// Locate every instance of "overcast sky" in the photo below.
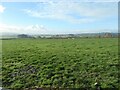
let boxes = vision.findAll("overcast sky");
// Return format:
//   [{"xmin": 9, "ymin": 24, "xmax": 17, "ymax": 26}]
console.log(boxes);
[{"xmin": 0, "ymin": 0, "xmax": 118, "ymax": 34}]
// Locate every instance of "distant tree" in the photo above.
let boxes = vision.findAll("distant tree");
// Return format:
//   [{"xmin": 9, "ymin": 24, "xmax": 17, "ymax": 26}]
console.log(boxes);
[
  {"xmin": 38, "ymin": 36, "xmax": 41, "ymax": 38},
  {"xmin": 118, "ymin": 33, "xmax": 120, "ymax": 38},
  {"xmin": 98, "ymin": 33, "xmax": 101, "ymax": 38},
  {"xmin": 18, "ymin": 34, "xmax": 29, "ymax": 38},
  {"xmin": 68, "ymin": 34, "xmax": 75, "ymax": 37}
]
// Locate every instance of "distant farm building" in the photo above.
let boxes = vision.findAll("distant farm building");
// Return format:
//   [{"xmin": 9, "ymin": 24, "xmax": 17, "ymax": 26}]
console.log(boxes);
[{"xmin": 104, "ymin": 33, "xmax": 112, "ymax": 38}]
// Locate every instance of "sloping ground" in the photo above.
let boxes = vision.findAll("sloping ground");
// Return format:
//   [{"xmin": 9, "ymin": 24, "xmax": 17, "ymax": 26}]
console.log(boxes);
[{"xmin": 2, "ymin": 38, "xmax": 119, "ymax": 89}]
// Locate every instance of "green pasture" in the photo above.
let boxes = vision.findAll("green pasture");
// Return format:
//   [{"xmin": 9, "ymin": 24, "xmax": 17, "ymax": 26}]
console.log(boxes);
[{"xmin": 2, "ymin": 38, "xmax": 119, "ymax": 89}]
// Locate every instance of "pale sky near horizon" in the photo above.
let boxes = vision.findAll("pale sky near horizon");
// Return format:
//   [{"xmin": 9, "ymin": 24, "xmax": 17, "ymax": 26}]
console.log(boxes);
[{"xmin": 0, "ymin": 0, "xmax": 118, "ymax": 34}]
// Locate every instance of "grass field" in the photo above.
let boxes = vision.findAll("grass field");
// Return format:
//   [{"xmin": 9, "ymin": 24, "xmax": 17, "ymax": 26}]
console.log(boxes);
[{"xmin": 2, "ymin": 38, "xmax": 119, "ymax": 89}]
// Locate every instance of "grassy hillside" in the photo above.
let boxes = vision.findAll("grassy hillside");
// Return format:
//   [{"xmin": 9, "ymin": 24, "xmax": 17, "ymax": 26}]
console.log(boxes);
[{"xmin": 2, "ymin": 38, "xmax": 119, "ymax": 89}]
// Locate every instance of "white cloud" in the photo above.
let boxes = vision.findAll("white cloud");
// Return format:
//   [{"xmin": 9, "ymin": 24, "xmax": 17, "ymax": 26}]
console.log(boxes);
[
  {"xmin": 0, "ymin": 23, "xmax": 48, "ymax": 34},
  {"xmin": 25, "ymin": 24, "xmax": 48, "ymax": 34},
  {"xmin": 0, "ymin": 23, "xmax": 117, "ymax": 34},
  {"xmin": 23, "ymin": 1, "xmax": 117, "ymax": 24},
  {"xmin": 0, "ymin": 5, "xmax": 5, "ymax": 13}
]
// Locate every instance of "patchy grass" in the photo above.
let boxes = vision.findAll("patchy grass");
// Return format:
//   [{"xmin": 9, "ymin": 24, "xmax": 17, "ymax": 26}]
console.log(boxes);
[{"xmin": 2, "ymin": 38, "xmax": 119, "ymax": 88}]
